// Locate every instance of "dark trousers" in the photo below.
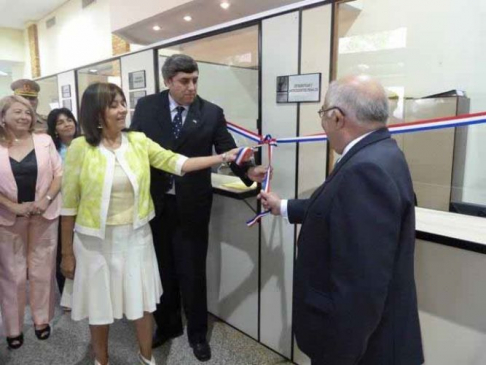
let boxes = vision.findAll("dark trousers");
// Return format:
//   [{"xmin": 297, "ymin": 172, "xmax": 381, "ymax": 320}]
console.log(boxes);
[
  {"xmin": 55, "ymin": 223, "xmax": 65, "ymax": 294},
  {"xmin": 151, "ymin": 194, "xmax": 210, "ymax": 345}
]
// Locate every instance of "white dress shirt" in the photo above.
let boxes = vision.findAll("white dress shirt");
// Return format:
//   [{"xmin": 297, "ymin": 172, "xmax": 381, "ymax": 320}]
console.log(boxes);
[
  {"xmin": 280, "ymin": 131, "xmax": 373, "ymax": 218},
  {"xmin": 166, "ymin": 93, "xmax": 190, "ymax": 195},
  {"xmin": 168, "ymin": 93, "xmax": 189, "ymax": 125}
]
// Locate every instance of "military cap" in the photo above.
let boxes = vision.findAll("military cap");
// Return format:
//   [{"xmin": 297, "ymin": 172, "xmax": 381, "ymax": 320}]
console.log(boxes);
[{"xmin": 10, "ymin": 79, "xmax": 40, "ymax": 98}]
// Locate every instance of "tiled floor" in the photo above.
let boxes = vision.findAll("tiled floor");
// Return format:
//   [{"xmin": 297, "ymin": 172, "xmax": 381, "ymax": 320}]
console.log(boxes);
[{"xmin": 0, "ymin": 298, "xmax": 292, "ymax": 365}]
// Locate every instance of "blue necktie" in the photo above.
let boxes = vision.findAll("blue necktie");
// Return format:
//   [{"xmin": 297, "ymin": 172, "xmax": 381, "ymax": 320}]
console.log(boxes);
[
  {"xmin": 172, "ymin": 106, "xmax": 185, "ymax": 139},
  {"xmin": 168, "ymin": 106, "xmax": 185, "ymax": 191}
]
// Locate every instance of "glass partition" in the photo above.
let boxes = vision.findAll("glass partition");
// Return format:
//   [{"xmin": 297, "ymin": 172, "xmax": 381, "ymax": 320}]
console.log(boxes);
[
  {"xmin": 0, "ymin": 61, "xmax": 24, "ymax": 99},
  {"xmin": 157, "ymin": 26, "xmax": 259, "ymax": 140},
  {"xmin": 337, "ymin": 0, "xmax": 486, "ymax": 217},
  {"xmin": 76, "ymin": 59, "xmax": 122, "ymax": 106},
  {"xmin": 36, "ymin": 76, "xmax": 59, "ymax": 117}
]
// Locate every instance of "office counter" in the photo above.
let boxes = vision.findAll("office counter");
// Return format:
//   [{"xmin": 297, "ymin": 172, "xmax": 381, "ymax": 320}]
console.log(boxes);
[
  {"xmin": 415, "ymin": 208, "xmax": 486, "ymax": 365},
  {"xmin": 416, "ymin": 207, "xmax": 486, "ymax": 253}
]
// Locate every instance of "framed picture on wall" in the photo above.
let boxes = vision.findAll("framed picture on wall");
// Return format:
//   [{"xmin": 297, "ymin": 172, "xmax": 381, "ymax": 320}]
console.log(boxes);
[
  {"xmin": 62, "ymin": 99, "xmax": 72, "ymax": 111},
  {"xmin": 61, "ymin": 85, "xmax": 71, "ymax": 98},
  {"xmin": 277, "ymin": 92, "xmax": 288, "ymax": 103},
  {"xmin": 276, "ymin": 73, "xmax": 321, "ymax": 103},
  {"xmin": 277, "ymin": 76, "xmax": 289, "ymax": 92},
  {"xmin": 130, "ymin": 90, "xmax": 146, "ymax": 109},
  {"xmin": 129, "ymin": 70, "xmax": 146, "ymax": 90}
]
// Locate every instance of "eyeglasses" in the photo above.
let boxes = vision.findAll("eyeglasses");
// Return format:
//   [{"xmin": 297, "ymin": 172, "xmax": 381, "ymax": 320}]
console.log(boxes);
[{"xmin": 318, "ymin": 106, "xmax": 345, "ymax": 119}]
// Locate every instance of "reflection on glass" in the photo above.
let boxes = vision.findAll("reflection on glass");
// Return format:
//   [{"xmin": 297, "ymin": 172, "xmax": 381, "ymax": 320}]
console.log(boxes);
[
  {"xmin": 339, "ymin": 27, "xmax": 407, "ymax": 54},
  {"xmin": 36, "ymin": 76, "xmax": 59, "ymax": 117},
  {"xmin": 157, "ymin": 26, "xmax": 259, "ymax": 139},
  {"xmin": 77, "ymin": 60, "xmax": 122, "ymax": 107},
  {"xmin": 387, "ymin": 86, "xmax": 405, "ymax": 124},
  {"xmin": 337, "ymin": 0, "xmax": 486, "ymax": 215}
]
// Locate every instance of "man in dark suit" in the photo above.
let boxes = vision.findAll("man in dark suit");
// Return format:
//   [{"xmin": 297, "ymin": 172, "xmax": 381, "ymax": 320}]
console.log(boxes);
[
  {"xmin": 260, "ymin": 75, "xmax": 424, "ymax": 365},
  {"xmin": 131, "ymin": 54, "xmax": 265, "ymax": 361}
]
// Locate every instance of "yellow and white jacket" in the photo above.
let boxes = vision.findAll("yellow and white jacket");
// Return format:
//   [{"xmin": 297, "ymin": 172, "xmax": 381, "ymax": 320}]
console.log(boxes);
[{"xmin": 61, "ymin": 132, "xmax": 187, "ymax": 238}]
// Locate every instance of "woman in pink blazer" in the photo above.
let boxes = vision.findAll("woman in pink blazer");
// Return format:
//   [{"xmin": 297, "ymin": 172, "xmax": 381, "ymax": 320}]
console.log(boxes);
[{"xmin": 0, "ymin": 95, "xmax": 62, "ymax": 349}]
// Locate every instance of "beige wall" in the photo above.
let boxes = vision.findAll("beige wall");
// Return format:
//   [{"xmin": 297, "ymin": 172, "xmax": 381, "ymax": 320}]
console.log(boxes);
[
  {"xmin": 0, "ymin": 28, "xmax": 25, "ymax": 63},
  {"xmin": 415, "ymin": 240, "xmax": 486, "ymax": 365},
  {"xmin": 260, "ymin": 11, "xmax": 300, "ymax": 359},
  {"xmin": 298, "ymin": 5, "xmax": 332, "ymax": 200},
  {"xmin": 0, "ymin": 28, "xmax": 29, "ymax": 97},
  {"xmin": 292, "ymin": 7, "xmax": 333, "ymax": 364},
  {"xmin": 37, "ymin": 0, "xmax": 113, "ymax": 76}
]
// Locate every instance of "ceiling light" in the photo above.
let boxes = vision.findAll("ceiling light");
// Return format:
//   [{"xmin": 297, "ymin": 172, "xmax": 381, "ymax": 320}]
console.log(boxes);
[
  {"xmin": 153, "ymin": 25, "xmax": 161, "ymax": 31},
  {"xmin": 89, "ymin": 69, "xmax": 98, "ymax": 73},
  {"xmin": 0, "ymin": 70, "xmax": 8, "ymax": 76},
  {"xmin": 183, "ymin": 15, "xmax": 192, "ymax": 22},
  {"xmin": 220, "ymin": 2, "xmax": 230, "ymax": 9}
]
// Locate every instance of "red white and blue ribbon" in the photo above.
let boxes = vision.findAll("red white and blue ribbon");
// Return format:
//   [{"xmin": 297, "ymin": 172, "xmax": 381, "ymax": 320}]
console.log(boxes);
[
  {"xmin": 227, "ymin": 122, "xmax": 261, "ymax": 143},
  {"xmin": 228, "ymin": 112, "xmax": 486, "ymax": 226},
  {"xmin": 235, "ymin": 147, "xmax": 254, "ymax": 166},
  {"xmin": 245, "ymin": 135, "xmax": 276, "ymax": 226}
]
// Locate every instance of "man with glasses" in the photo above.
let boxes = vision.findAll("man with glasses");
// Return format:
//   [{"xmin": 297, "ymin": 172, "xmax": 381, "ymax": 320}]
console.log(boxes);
[
  {"xmin": 10, "ymin": 79, "xmax": 47, "ymax": 132},
  {"xmin": 260, "ymin": 75, "xmax": 424, "ymax": 365},
  {"xmin": 131, "ymin": 54, "xmax": 266, "ymax": 362}
]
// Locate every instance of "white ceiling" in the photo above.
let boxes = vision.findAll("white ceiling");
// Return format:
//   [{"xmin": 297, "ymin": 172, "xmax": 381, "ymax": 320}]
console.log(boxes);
[
  {"xmin": 0, "ymin": 0, "xmax": 68, "ymax": 29},
  {"xmin": 115, "ymin": 0, "xmax": 310, "ymax": 45}
]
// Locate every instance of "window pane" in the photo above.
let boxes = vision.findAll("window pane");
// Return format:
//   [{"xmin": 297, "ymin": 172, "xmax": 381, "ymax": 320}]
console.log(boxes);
[
  {"xmin": 77, "ymin": 60, "xmax": 122, "ymax": 107},
  {"xmin": 158, "ymin": 26, "xmax": 259, "ymax": 138},
  {"xmin": 36, "ymin": 76, "xmax": 59, "ymax": 116},
  {"xmin": 337, "ymin": 0, "xmax": 486, "ymax": 216}
]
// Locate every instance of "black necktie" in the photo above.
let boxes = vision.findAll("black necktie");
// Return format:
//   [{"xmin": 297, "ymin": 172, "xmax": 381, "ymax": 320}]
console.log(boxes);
[{"xmin": 172, "ymin": 106, "xmax": 185, "ymax": 139}]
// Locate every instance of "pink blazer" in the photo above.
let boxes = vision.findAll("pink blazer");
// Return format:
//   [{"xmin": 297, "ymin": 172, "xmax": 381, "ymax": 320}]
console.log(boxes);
[{"xmin": 0, "ymin": 133, "xmax": 62, "ymax": 226}]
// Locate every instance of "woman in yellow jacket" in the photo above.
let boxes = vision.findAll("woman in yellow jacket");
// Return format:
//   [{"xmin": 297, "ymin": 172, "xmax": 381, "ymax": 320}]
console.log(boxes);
[{"xmin": 60, "ymin": 83, "xmax": 249, "ymax": 365}]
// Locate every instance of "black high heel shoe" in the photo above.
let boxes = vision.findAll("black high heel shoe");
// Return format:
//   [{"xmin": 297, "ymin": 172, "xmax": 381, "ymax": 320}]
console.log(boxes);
[
  {"xmin": 7, "ymin": 333, "xmax": 24, "ymax": 349},
  {"xmin": 34, "ymin": 324, "xmax": 51, "ymax": 340}
]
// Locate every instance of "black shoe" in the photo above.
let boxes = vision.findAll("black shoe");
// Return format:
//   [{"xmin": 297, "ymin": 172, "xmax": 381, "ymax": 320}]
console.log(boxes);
[
  {"xmin": 34, "ymin": 324, "xmax": 51, "ymax": 340},
  {"xmin": 7, "ymin": 333, "xmax": 24, "ymax": 349},
  {"xmin": 190, "ymin": 341, "xmax": 211, "ymax": 362},
  {"xmin": 151, "ymin": 328, "xmax": 183, "ymax": 349}
]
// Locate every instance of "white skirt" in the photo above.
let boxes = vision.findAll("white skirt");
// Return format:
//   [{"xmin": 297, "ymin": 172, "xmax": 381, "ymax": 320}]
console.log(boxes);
[{"xmin": 61, "ymin": 223, "xmax": 162, "ymax": 325}]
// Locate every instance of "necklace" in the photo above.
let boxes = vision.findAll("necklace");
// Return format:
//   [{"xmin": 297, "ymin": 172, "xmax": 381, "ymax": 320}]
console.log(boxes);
[{"xmin": 13, "ymin": 135, "xmax": 30, "ymax": 143}]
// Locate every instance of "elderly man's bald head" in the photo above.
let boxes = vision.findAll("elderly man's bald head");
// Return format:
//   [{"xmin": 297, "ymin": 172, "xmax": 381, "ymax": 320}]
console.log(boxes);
[{"xmin": 325, "ymin": 75, "xmax": 389, "ymax": 125}]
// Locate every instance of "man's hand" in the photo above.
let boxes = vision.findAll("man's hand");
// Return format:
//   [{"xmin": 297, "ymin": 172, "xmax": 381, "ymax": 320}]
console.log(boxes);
[
  {"xmin": 247, "ymin": 165, "xmax": 270, "ymax": 183},
  {"xmin": 258, "ymin": 191, "xmax": 282, "ymax": 216},
  {"xmin": 61, "ymin": 254, "xmax": 76, "ymax": 280}
]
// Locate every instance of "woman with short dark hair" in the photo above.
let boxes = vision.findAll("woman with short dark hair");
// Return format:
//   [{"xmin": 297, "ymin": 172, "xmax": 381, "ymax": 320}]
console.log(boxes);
[
  {"xmin": 46, "ymin": 107, "xmax": 79, "ymax": 299},
  {"xmin": 47, "ymin": 107, "xmax": 79, "ymax": 162},
  {"xmin": 60, "ymin": 82, "xmax": 250, "ymax": 365}
]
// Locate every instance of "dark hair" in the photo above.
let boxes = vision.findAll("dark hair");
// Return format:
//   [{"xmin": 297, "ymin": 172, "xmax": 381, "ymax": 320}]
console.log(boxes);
[
  {"xmin": 47, "ymin": 108, "xmax": 79, "ymax": 150},
  {"xmin": 80, "ymin": 82, "xmax": 126, "ymax": 146},
  {"xmin": 162, "ymin": 54, "xmax": 199, "ymax": 81}
]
